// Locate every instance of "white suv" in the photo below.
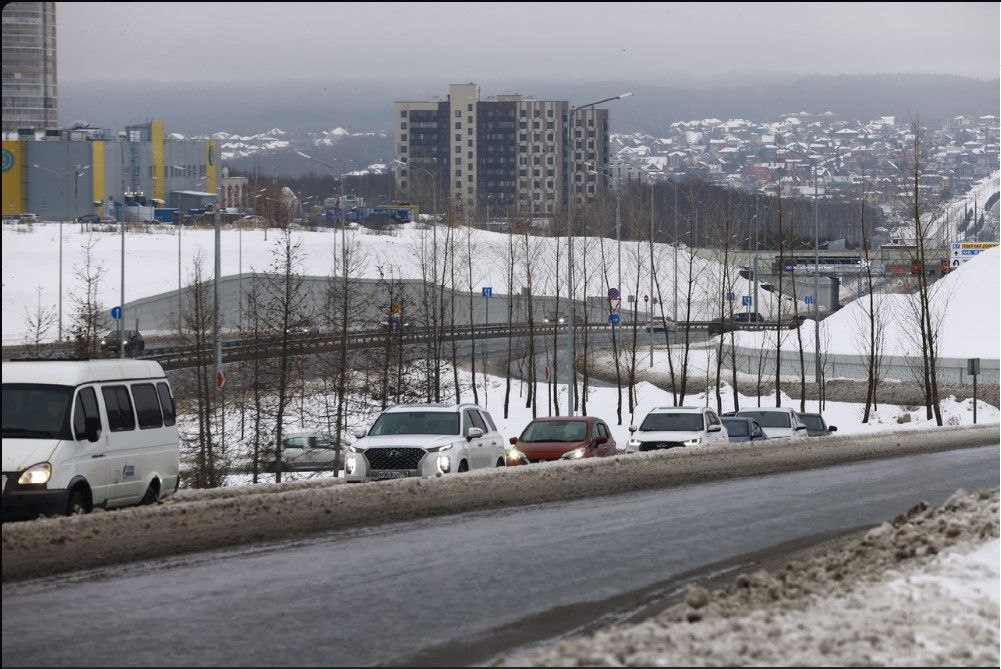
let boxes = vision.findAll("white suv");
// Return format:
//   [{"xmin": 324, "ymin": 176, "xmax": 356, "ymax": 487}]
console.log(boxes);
[
  {"xmin": 345, "ymin": 403, "xmax": 507, "ymax": 482},
  {"xmin": 734, "ymin": 407, "xmax": 808, "ymax": 439},
  {"xmin": 625, "ymin": 406, "xmax": 728, "ymax": 453}
]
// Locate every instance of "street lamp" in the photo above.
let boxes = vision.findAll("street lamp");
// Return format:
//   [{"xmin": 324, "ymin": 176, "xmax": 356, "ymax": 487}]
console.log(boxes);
[
  {"xmin": 812, "ymin": 161, "xmax": 821, "ymax": 400},
  {"xmin": 166, "ymin": 171, "xmax": 206, "ymax": 338},
  {"xmin": 564, "ymin": 91, "xmax": 632, "ymax": 415},
  {"xmin": 32, "ymin": 162, "xmax": 90, "ymax": 341},
  {"xmin": 587, "ymin": 163, "xmax": 621, "ymax": 294}
]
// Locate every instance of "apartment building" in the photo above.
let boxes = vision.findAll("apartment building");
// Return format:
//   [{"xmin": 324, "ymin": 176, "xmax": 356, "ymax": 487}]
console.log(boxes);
[
  {"xmin": 395, "ymin": 83, "xmax": 608, "ymax": 218},
  {"xmin": 2, "ymin": 2, "xmax": 58, "ymax": 134}
]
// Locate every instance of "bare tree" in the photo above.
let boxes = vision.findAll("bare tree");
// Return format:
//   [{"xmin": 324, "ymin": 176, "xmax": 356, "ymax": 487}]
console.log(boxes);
[
  {"xmin": 69, "ymin": 233, "xmax": 108, "ymax": 358},
  {"xmin": 22, "ymin": 286, "xmax": 57, "ymax": 354}
]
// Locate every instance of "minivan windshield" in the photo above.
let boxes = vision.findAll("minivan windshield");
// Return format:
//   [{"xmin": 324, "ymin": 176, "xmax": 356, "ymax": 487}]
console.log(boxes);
[
  {"xmin": 369, "ymin": 411, "xmax": 459, "ymax": 436},
  {"xmin": 1, "ymin": 384, "xmax": 74, "ymax": 440},
  {"xmin": 639, "ymin": 413, "xmax": 704, "ymax": 432},
  {"xmin": 520, "ymin": 420, "xmax": 587, "ymax": 443},
  {"xmin": 737, "ymin": 410, "xmax": 791, "ymax": 428}
]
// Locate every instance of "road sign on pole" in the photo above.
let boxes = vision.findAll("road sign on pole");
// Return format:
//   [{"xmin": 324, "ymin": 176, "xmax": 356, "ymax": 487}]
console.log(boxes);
[
  {"xmin": 481, "ymin": 286, "xmax": 492, "ymax": 298},
  {"xmin": 804, "ymin": 295, "xmax": 814, "ymax": 305},
  {"xmin": 607, "ymin": 287, "xmax": 620, "ymax": 300},
  {"xmin": 608, "ymin": 313, "xmax": 621, "ymax": 326},
  {"xmin": 215, "ymin": 369, "xmax": 226, "ymax": 389},
  {"xmin": 609, "ymin": 297, "xmax": 621, "ymax": 312},
  {"xmin": 741, "ymin": 295, "xmax": 752, "ymax": 307},
  {"xmin": 111, "ymin": 306, "xmax": 122, "ymax": 320},
  {"xmin": 726, "ymin": 291, "xmax": 735, "ymax": 301},
  {"xmin": 643, "ymin": 294, "xmax": 649, "ymax": 303}
]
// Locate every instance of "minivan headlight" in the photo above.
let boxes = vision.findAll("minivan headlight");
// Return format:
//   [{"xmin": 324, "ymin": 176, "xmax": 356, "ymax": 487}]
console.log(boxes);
[
  {"xmin": 345, "ymin": 455, "xmax": 357, "ymax": 475},
  {"xmin": 683, "ymin": 437, "xmax": 702, "ymax": 446},
  {"xmin": 560, "ymin": 447, "xmax": 586, "ymax": 460},
  {"xmin": 18, "ymin": 462, "xmax": 51, "ymax": 485}
]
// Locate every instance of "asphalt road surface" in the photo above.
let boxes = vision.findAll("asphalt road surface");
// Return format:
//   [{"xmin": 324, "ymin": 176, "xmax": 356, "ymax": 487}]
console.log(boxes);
[{"xmin": 3, "ymin": 444, "xmax": 998, "ymax": 667}]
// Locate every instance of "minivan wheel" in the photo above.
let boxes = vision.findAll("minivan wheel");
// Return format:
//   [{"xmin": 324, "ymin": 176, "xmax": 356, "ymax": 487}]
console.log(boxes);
[
  {"xmin": 139, "ymin": 481, "xmax": 160, "ymax": 506},
  {"xmin": 458, "ymin": 459, "xmax": 469, "ymax": 473},
  {"xmin": 66, "ymin": 487, "xmax": 88, "ymax": 515}
]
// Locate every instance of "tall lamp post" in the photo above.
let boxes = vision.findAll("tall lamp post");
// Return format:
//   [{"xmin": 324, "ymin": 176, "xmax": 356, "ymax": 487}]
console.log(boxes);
[
  {"xmin": 32, "ymin": 163, "xmax": 89, "ymax": 341},
  {"xmin": 564, "ymin": 91, "xmax": 632, "ymax": 415},
  {"xmin": 586, "ymin": 163, "xmax": 621, "ymax": 291},
  {"xmin": 169, "ymin": 167, "xmax": 207, "ymax": 337},
  {"xmin": 812, "ymin": 162, "xmax": 822, "ymax": 402}
]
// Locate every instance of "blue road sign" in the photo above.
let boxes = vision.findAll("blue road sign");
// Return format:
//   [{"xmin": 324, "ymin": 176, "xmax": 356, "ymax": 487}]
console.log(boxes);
[
  {"xmin": 858, "ymin": 289, "xmax": 866, "ymax": 298},
  {"xmin": 804, "ymin": 295, "xmax": 814, "ymax": 305},
  {"xmin": 482, "ymin": 286, "xmax": 493, "ymax": 298},
  {"xmin": 726, "ymin": 291, "xmax": 735, "ymax": 301},
  {"xmin": 608, "ymin": 287, "xmax": 620, "ymax": 300},
  {"xmin": 608, "ymin": 313, "xmax": 621, "ymax": 326},
  {"xmin": 111, "ymin": 306, "xmax": 122, "ymax": 320},
  {"xmin": 741, "ymin": 295, "xmax": 752, "ymax": 306}
]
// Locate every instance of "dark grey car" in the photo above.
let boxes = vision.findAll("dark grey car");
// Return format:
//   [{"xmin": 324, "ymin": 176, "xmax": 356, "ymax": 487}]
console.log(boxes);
[
  {"xmin": 798, "ymin": 413, "xmax": 838, "ymax": 437},
  {"xmin": 721, "ymin": 417, "xmax": 768, "ymax": 443}
]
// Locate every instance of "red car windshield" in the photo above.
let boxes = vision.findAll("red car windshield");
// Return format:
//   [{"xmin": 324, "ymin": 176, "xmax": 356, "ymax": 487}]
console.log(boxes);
[{"xmin": 520, "ymin": 420, "xmax": 587, "ymax": 443}]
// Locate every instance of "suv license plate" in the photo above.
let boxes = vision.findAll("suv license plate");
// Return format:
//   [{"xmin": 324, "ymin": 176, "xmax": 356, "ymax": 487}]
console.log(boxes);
[{"xmin": 373, "ymin": 470, "xmax": 418, "ymax": 480}]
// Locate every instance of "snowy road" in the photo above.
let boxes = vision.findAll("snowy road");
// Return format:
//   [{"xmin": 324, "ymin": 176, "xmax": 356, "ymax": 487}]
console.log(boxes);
[{"xmin": 3, "ymin": 445, "xmax": 998, "ymax": 666}]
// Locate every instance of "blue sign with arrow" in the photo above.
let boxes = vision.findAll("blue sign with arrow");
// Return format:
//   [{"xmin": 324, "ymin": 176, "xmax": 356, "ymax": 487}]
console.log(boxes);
[
  {"xmin": 608, "ymin": 313, "xmax": 621, "ymax": 326},
  {"xmin": 111, "ymin": 306, "xmax": 122, "ymax": 320},
  {"xmin": 482, "ymin": 286, "xmax": 492, "ymax": 298},
  {"xmin": 804, "ymin": 295, "xmax": 814, "ymax": 305},
  {"xmin": 741, "ymin": 295, "xmax": 751, "ymax": 306}
]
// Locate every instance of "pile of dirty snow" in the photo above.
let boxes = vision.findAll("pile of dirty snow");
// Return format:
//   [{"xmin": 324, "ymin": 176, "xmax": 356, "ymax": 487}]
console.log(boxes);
[{"xmin": 501, "ymin": 488, "xmax": 999, "ymax": 667}]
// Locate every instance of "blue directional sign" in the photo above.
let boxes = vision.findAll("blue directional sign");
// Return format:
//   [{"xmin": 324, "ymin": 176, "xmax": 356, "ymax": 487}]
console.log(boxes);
[
  {"xmin": 741, "ymin": 295, "xmax": 752, "ymax": 307},
  {"xmin": 482, "ymin": 286, "xmax": 493, "ymax": 298},
  {"xmin": 804, "ymin": 295, "xmax": 814, "ymax": 305},
  {"xmin": 726, "ymin": 291, "xmax": 735, "ymax": 301},
  {"xmin": 608, "ymin": 287, "xmax": 620, "ymax": 300},
  {"xmin": 858, "ymin": 289, "xmax": 866, "ymax": 298},
  {"xmin": 608, "ymin": 313, "xmax": 621, "ymax": 326},
  {"xmin": 111, "ymin": 306, "xmax": 122, "ymax": 320}
]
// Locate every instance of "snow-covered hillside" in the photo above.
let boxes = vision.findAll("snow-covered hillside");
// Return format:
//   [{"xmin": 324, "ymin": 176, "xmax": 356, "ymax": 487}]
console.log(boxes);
[{"xmin": 1, "ymin": 221, "xmax": 795, "ymax": 343}]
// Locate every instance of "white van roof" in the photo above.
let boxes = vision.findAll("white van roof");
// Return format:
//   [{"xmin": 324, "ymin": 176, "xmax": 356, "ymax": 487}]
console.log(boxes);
[{"xmin": 1, "ymin": 360, "xmax": 167, "ymax": 387}]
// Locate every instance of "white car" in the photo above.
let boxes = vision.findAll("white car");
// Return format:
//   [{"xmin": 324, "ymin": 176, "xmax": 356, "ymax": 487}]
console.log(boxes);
[
  {"xmin": 345, "ymin": 403, "xmax": 506, "ymax": 482},
  {"xmin": 734, "ymin": 407, "xmax": 808, "ymax": 439},
  {"xmin": 625, "ymin": 406, "xmax": 728, "ymax": 453}
]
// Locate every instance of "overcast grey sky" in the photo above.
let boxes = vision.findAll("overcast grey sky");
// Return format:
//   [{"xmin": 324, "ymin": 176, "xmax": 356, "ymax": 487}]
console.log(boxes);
[{"xmin": 58, "ymin": 2, "xmax": 999, "ymax": 84}]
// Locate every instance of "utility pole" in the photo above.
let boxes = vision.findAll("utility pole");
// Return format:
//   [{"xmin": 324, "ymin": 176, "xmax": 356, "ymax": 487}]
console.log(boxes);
[
  {"xmin": 813, "ymin": 163, "xmax": 821, "ymax": 400},
  {"xmin": 673, "ymin": 180, "xmax": 678, "ymax": 323},
  {"xmin": 649, "ymin": 181, "xmax": 654, "ymax": 367}
]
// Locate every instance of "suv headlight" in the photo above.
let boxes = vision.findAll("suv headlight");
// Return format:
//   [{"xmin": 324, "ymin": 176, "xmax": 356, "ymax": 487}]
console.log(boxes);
[
  {"xmin": 436, "ymin": 454, "xmax": 451, "ymax": 473},
  {"xmin": 683, "ymin": 437, "xmax": 702, "ymax": 446},
  {"xmin": 425, "ymin": 443, "xmax": 455, "ymax": 453},
  {"xmin": 345, "ymin": 454, "xmax": 357, "ymax": 475},
  {"xmin": 18, "ymin": 462, "xmax": 51, "ymax": 485},
  {"xmin": 628, "ymin": 439, "xmax": 641, "ymax": 447},
  {"xmin": 560, "ymin": 447, "xmax": 586, "ymax": 460}
]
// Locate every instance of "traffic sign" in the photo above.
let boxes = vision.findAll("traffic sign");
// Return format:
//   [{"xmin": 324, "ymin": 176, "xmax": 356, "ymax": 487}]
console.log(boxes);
[
  {"xmin": 627, "ymin": 294, "xmax": 636, "ymax": 304},
  {"xmin": 215, "ymin": 369, "xmax": 226, "ymax": 389},
  {"xmin": 482, "ymin": 286, "xmax": 493, "ymax": 298},
  {"xmin": 726, "ymin": 291, "xmax": 735, "ymax": 301},
  {"xmin": 607, "ymin": 287, "xmax": 620, "ymax": 300},
  {"xmin": 609, "ymin": 297, "xmax": 621, "ymax": 312},
  {"xmin": 741, "ymin": 295, "xmax": 751, "ymax": 306},
  {"xmin": 804, "ymin": 295, "xmax": 814, "ymax": 305},
  {"xmin": 608, "ymin": 313, "xmax": 621, "ymax": 326},
  {"xmin": 111, "ymin": 306, "xmax": 122, "ymax": 320},
  {"xmin": 643, "ymin": 294, "xmax": 649, "ymax": 303},
  {"xmin": 389, "ymin": 302, "xmax": 400, "ymax": 315}
]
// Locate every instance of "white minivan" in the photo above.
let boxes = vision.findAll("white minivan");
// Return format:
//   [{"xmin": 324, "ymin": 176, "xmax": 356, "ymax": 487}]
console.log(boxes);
[{"xmin": 2, "ymin": 359, "xmax": 180, "ymax": 519}]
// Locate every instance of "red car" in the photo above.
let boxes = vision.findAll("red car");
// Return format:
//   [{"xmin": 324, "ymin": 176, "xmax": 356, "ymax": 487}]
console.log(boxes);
[{"xmin": 506, "ymin": 416, "xmax": 617, "ymax": 465}]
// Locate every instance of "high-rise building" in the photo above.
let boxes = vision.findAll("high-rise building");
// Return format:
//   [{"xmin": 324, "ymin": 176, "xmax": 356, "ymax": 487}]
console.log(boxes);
[
  {"xmin": 395, "ymin": 83, "xmax": 608, "ymax": 218},
  {"xmin": 2, "ymin": 2, "xmax": 58, "ymax": 134}
]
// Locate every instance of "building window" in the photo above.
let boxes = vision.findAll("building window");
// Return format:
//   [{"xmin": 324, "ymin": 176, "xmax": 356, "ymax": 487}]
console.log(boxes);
[
  {"xmin": 533, "ymin": 169, "xmax": 540, "ymax": 177},
  {"xmin": 455, "ymin": 133, "xmax": 461, "ymax": 141},
  {"xmin": 519, "ymin": 169, "xmax": 527, "ymax": 176},
  {"xmin": 455, "ymin": 121, "xmax": 461, "ymax": 129},
  {"xmin": 533, "ymin": 180, "xmax": 541, "ymax": 188},
  {"xmin": 400, "ymin": 180, "xmax": 407, "ymax": 189},
  {"xmin": 400, "ymin": 122, "xmax": 407, "ymax": 130},
  {"xmin": 468, "ymin": 151, "xmax": 473, "ymax": 159},
  {"xmin": 467, "ymin": 103, "xmax": 473, "ymax": 112},
  {"xmin": 468, "ymin": 139, "xmax": 473, "ymax": 147},
  {"xmin": 455, "ymin": 110, "xmax": 462, "ymax": 117},
  {"xmin": 547, "ymin": 179, "xmax": 554, "ymax": 189},
  {"xmin": 400, "ymin": 145, "xmax": 408, "ymax": 153},
  {"xmin": 468, "ymin": 174, "xmax": 473, "ymax": 183},
  {"xmin": 401, "ymin": 110, "xmax": 408, "ymax": 118},
  {"xmin": 455, "ymin": 169, "xmax": 462, "ymax": 177},
  {"xmin": 401, "ymin": 133, "xmax": 407, "ymax": 142},
  {"xmin": 456, "ymin": 157, "xmax": 462, "ymax": 165},
  {"xmin": 456, "ymin": 181, "xmax": 462, "ymax": 189},
  {"xmin": 467, "ymin": 116, "xmax": 472, "ymax": 124},
  {"xmin": 520, "ymin": 109, "xmax": 527, "ymax": 117}
]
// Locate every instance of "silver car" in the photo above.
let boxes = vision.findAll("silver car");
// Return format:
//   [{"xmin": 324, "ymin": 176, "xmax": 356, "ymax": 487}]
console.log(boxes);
[
  {"xmin": 345, "ymin": 403, "xmax": 507, "ymax": 482},
  {"xmin": 720, "ymin": 416, "xmax": 768, "ymax": 443},
  {"xmin": 269, "ymin": 432, "xmax": 344, "ymax": 472}
]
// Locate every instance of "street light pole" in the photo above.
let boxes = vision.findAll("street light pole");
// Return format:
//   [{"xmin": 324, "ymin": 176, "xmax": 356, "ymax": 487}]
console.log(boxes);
[
  {"xmin": 563, "ymin": 91, "xmax": 632, "ymax": 415},
  {"xmin": 649, "ymin": 181, "xmax": 654, "ymax": 367},
  {"xmin": 813, "ymin": 162, "xmax": 821, "ymax": 402}
]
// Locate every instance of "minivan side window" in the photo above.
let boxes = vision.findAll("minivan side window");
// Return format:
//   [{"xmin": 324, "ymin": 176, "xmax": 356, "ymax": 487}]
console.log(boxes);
[
  {"xmin": 131, "ymin": 383, "xmax": 163, "ymax": 429},
  {"xmin": 72, "ymin": 387, "xmax": 101, "ymax": 440},
  {"xmin": 479, "ymin": 410, "xmax": 497, "ymax": 433},
  {"xmin": 102, "ymin": 385, "xmax": 136, "ymax": 432},
  {"xmin": 156, "ymin": 382, "xmax": 176, "ymax": 427}
]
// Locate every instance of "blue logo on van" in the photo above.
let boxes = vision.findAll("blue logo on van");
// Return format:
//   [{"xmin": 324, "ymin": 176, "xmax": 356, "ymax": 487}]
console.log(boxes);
[
  {"xmin": 123, "ymin": 464, "xmax": 135, "ymax": 478},
  {"xmin": 1, "ymin": 149, "xmax": 13, "ymax": 172}
]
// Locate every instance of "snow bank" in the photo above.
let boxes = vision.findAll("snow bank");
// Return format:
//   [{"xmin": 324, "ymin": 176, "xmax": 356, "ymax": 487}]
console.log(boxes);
[{"xmin": 504, "ymin": 488, "xmax": 1000, "ymax": 667}]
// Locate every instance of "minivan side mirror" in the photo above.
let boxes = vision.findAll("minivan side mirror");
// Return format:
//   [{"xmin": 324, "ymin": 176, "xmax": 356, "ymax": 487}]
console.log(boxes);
[
  {"xmin": 353, "ymin": 427, "xmax": 368, "ymax": 440},
  {"xmin": 467, "ymin": 427, "xmax": 484, "ymax": 440},
  {"xmin": 828, "ymin": 425, "xmax": 838, "ymax": 432},
  {"xmin": 84, "ymin": 416, "xmax": 102, "ymax": 443},
  {"xmin": 795, "ymin": 424, "xmax": 806, "ymax": 431},
  {"xmin": 708, "ymin": 424, "xmax": 722, "ymax": 433}
]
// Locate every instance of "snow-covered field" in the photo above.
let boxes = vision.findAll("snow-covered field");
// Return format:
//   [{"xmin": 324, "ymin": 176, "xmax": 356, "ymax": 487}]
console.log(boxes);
[{"xmin": 1, "ymin": 220, "xmax": 794, "ymax": 343}]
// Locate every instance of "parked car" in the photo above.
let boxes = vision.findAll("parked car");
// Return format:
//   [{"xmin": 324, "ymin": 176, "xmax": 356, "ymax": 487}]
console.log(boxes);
[
  {"xmin": 18, "ymin": 213, "xmax": 39, "ymax": 224},
  {"xmin": 542, "ymin": 313, "xmax": 565, "ymax": 325},
  {"xmin": 733, "ymin": 407, "xmax": 807, "ymax": 439},
  {"xmin": 506, "ymin": 416, "xmax": 616, "ymax": 465},
  {"xmin": 267, "ymin": 432, "xmax": 344, "ymax": 472},
  {"xmin": 285, "ymin": 320, "xmax": 319, "ymax": 336},
  {"xmin": 100, "ymin": 329, "xmax": 146, "ymax": 356},
  {"xmin": 2, "ymin": 359, "xmax": 180, "ymax": 519},
  {"xmin": 721, "ymin": 416, "xmax": 768, "ymax": 443},
  {"xmin": 345, "ymin": 403, "xmax": 506, "ymax": 482},
  {"xmin": 77, "ymin": 213, "xmax": 100, "ymax": 225},
  {"xmin": 625, "ymin": 406, "xmax": 728, "ymax": 453},
  {"xmin": 798, "ymin": 412, "xmax": 838, "ymax": 437}
]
